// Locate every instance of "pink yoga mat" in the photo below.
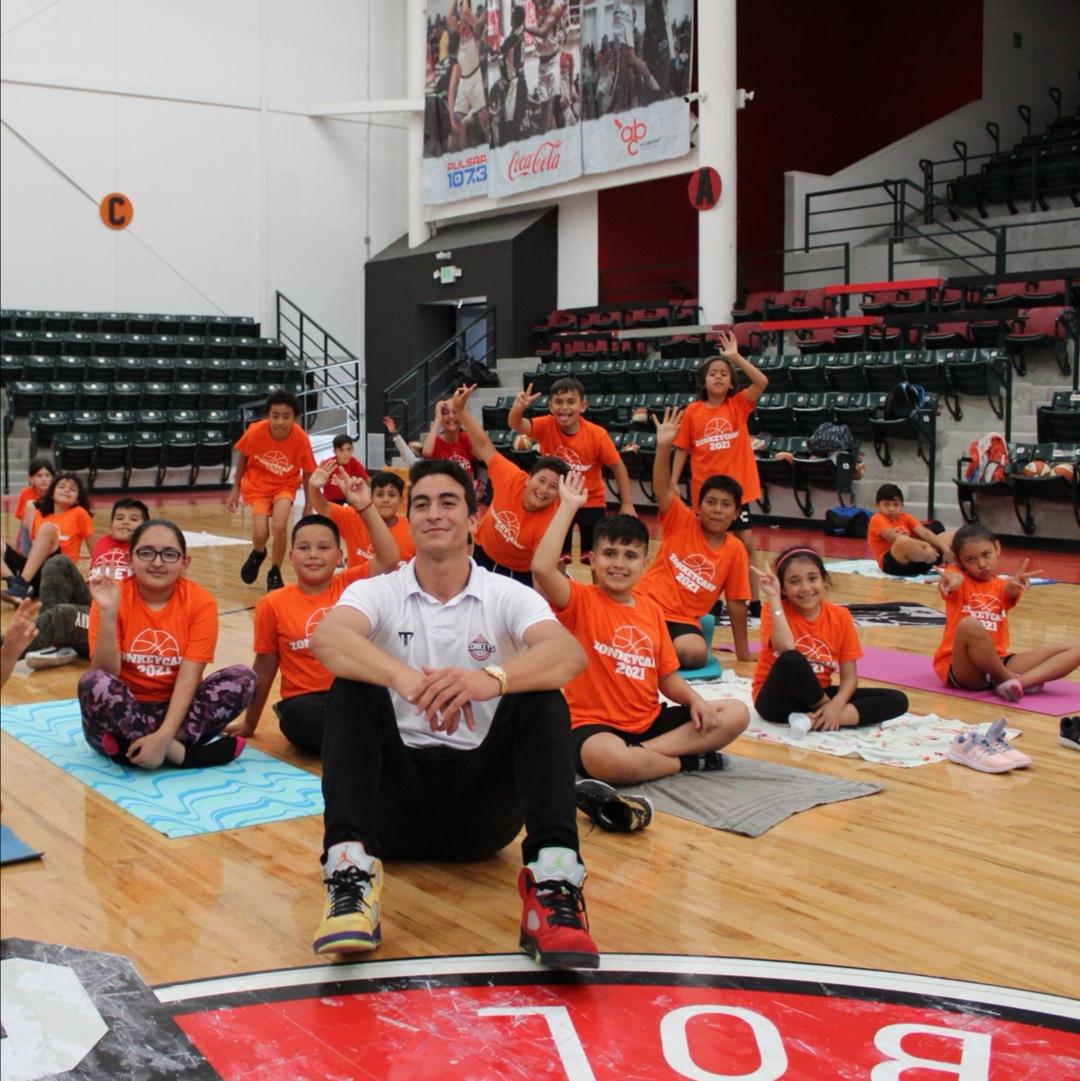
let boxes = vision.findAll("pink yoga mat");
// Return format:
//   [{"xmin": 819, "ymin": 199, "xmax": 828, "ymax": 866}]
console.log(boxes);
[{"xmin": 856, "ymin": 645, "xmax": 1080, "ymax": 716}]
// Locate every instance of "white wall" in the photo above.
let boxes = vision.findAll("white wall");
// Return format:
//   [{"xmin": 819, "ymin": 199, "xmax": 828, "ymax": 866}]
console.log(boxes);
[
  {"xmin": 556, "ymin": 191, "xmax": 598, "ymax": 310},
  {"xmin": 0, "ymin": 0, "xmax": 409, "ymax": 362},
  {"xmin": 783, "ymin": 0, "xmax": 1080, "ymax": 277}
]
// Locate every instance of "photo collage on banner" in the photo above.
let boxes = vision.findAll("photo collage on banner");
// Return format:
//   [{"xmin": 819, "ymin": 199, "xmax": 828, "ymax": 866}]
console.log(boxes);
[
  {"xmin": 580, "ymin": 0, "xmax": 693, "ymax": 174},
  {"xmin": 422, "ymin": 1, "xmax": 693, "ymax": 205}
]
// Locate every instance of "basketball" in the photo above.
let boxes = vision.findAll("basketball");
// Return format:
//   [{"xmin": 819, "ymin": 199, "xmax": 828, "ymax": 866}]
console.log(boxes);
[
  {"xmin": 1021, "ymin": 459, "xmax": 1051, "ymax": 477},
  {"xmin": 511, "ymin": 433, "xmax": 535, "ymax": 452},
  {"xmin": 1051, "ymin": 462, "xmax": 1074, "ymax": 481},
  {"xmin": 979, "ymin": 461, "xmax": 1005, "ymax": 483}
]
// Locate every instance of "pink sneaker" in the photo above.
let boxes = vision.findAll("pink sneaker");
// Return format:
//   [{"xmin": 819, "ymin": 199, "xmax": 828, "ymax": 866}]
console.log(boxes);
[
  {"xmin": 993, "ymin": 678, "xmax": 1024, "ymax": 702},
  {"xmin": 985, "ymin": 719, "xmax": 1031, "ymax": 768},
  {"xmin": 947, "ymin": 730, "xmax": 1018, "ymax": 773}
]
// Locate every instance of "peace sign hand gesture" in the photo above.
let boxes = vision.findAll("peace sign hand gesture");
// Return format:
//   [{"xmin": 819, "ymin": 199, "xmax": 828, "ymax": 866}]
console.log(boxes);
[
  {"xmin": 1006, "ymin": 558, "xmax": 1042, "ymax": 593},
  {"xmin": 515, "ymin": 383, "xmax": 542, "ymax": 412}
]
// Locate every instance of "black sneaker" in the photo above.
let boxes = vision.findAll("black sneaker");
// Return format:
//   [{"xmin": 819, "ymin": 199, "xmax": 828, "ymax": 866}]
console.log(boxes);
[
  {"xmin": 680, "ymin": 751, "xmax": 727, "ymax": 772},
  {"xmin": 575, "ymin": 778, "xmax": 653, "ymax": 833},
  {"xmin": 1060, "ymin": 716, "xmax": 1080, "ymax": 751},
  {"xmin": 240, "ymin": 548, "xmax": 267, "ymax": 584},
  {"xmin": 2, "ymin": 575, "xmax": 31, "ymax": 601},
  {"xmin": 266, "ymin": 565, "xmax": 284, "ymax": 591}
]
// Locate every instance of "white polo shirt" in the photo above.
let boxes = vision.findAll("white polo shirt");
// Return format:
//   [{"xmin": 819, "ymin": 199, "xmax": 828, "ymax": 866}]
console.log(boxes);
[{"xmin": 335, "ymin": 559, "xmax": 557, "ymax": 750}]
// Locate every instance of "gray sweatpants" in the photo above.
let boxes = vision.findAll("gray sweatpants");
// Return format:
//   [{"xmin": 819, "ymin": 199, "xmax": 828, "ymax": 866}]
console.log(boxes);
[{"xmin": 33, "ymin": 555, "xmax": 91, "ymax": 656}]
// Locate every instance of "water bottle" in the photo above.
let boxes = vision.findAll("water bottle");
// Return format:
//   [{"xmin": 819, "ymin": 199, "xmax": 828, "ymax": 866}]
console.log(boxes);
[{"xmin": 788, "ymin": 712, "xmax": 813, "ymax": 739}]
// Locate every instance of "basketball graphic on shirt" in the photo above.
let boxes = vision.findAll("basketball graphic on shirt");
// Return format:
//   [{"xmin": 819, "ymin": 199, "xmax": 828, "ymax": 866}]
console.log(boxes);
[
  {"xmin": 492, "ymin": 509, "xmax": 522, "ymax": 547},
  {"xmin": 966, "ymin": 592, "xmax": 1001, "ymax": 615},
  {"xmin": 703, "ymin": 417, "xmax": 733, "ymax": 439},
  {"xmin": 554, "ymin": 446, "xmax": 587, "ymax": 473},
  {"xmin": 130, "ymin": 628, "xmax": 181, "ymax": 660},
  {"xmin": 93, "ymin": 547, "xmax": 132, "ymax": 578},
  {"xmin": 304, "ymin": 606, "xmax": 332, "ymax": 638},
  {"xmin": 680, "ymin": 553, "xmax": 716, "ymax": 583},
  {"xmin": 256, "ymin": 449, "xmax": 292, "ymax": 477},
  {"xmin": 612, "ymin": 625, "xmax": 654, "ymax": 663},
  {"xmin": 794, "ymin": 634, "xmax": 834, "ymax": 674},
  {"xmin": 450, "ymin": 453, "xmax": 471, "ymax": 472}
]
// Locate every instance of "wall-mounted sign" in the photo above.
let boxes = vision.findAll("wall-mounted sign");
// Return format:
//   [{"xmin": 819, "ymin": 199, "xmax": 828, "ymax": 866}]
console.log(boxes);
[
  {"xmin": 99, "ymin": 193, "xmax": 133, "ymax": 229},
  {"xmin": 688, "ymin": 167, "xmax": 721, "ymax": 211}
]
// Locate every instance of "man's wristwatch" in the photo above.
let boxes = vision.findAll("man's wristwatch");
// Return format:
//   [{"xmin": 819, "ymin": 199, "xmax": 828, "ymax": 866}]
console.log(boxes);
[{"xmin": 482, "ymin": 665, "xmax": 509, "ymax": 696}]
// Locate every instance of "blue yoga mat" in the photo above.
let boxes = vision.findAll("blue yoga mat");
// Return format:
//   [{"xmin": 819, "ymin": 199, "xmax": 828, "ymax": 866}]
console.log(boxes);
[
  {"xmin": 1, "ymin": 699, "xmax": 324, "ymax": 839},
  {"xmin": 0, "ymin": 824, "xmax": 42, "ymax": 865}
]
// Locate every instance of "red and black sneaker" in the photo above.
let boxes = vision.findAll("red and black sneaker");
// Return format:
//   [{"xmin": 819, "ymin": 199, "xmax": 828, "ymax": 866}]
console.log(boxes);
[{"xmin": 518, "ymin": 868, "xmax": 599, "ymax": 970}]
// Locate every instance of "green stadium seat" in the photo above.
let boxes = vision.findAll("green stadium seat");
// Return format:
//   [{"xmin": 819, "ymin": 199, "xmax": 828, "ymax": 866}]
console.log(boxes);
[
  {"xmin": 145, "ymin": 355, "xmax": 178, "ymax": 381},
  {"xmin": 32, "ymin": 332, "xmax": 64, "ymax": 356},
  {"xmin": 141, "ymin": 383, "xmax": 172, "ymax": 410},
  {"xmin": 93, "ymin": 333, "xmax": 123, "ymax": 357},
  {"xmin": 53, "ymin": 432, "xmax": 95, "ymax": 474},
  {"xmin": 104, "ymin": 410, "xmax": 138, "ymax": 434},
  {"xmin": 108, "ymin": 382, "xmax": 142, "ymax": 409},
  {"xmin": 787, "ymin": 354, "xmax": 827, "ymax": 392},
  {"xmin": 24, "ymin": 354, "xmax": 55, "ymax": 381},
  {"xmin": 115, "ymin": 356, "xmax": 147, "ymax": 381},
  {"xmin": 195, "ymin": 429, "xmax": 233, "ymax": 484},
  {"xmin": 56, "ymin": 354, "xmax": 85, "ymax": 381},
  {"xmin": 1036, "ymin": 391, "xmax": 1080, "ymax": 443},
  {"xmin": 78, "ymin": 383, "xmax": 111, "ymax": 411},
  {"xmin": 1, "ymin": 331, "xmax": 33, "ymax": 354},
  {"xmin": 125, "ymin": 314, "xmax": 155, "ymax": 335},
  {"xmin": 822, "ymin": 353, "xmax": 865, "ymax": 391},
  {"xmin": 0, "ymin": 353, "xmax": 24, "ymax": 383},
  {"xmin": 9, "ymin": 382, "xmax": 45, "ymax": 415},
  {"xmin": 44, "ymin": 382, "xmax": 79, "ymax": 411},
  {"xmin": 28, "ymin": 410, "xmax": 72, "ymax": 452},
  {"xmin": 71, "ymin": 410, "xmax": 104, "ymax": 433},
  {"xmin": 154, "ymin": 315, "xmax": 182, "ymax": 335},
  {"xmin": 90, "ymin": 432, "xmax": 131, "ymax": 488},
  {"xmin": 128, "ymin": 431, "xmax": 164, "ymax": 478},
  {"xmin": 85, "ymin": 355, "xmax": 119, "ymax": 380}
]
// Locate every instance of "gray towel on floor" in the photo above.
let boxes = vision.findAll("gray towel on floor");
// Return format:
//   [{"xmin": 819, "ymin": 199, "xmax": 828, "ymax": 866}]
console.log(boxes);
[{"xmin": 621, "ymin": 754, "xmax": 883, "ymax": 837}]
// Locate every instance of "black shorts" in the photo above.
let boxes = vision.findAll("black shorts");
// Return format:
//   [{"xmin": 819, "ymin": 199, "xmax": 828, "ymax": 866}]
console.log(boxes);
[
  {"xmin": 472, "ymin": 544, "xmax": 533, "ymax": 585},
  {"xmin": 731, "ymin": 504, "xmax": 752, "ymax": 532},
  {"xmin": 947, "ymin": 654, "xmax": 1015, "ymax": 689},
  {"xmin": 666, "ymin": 620, "xmax": 705, "ymax": 642},
  {"xmin": 882, "ymin": 551, "xmax": 936, "ymax": 577},
  {"xmin": 571, "ymin": 703, "xmax": 691, "ymax": 777}
]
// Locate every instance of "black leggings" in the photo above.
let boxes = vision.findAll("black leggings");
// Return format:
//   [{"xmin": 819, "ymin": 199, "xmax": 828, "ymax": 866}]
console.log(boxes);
[
  {"xmin": 755, "ymin": 649, "xmax": 908, "ymax": 726},
  {"xmin": 274, "ymin": 692, "xmax": 328, "ymax": 753},
  {"xmin": 321, "ymin": 679, "xmax": 579, "ymax": 865}
]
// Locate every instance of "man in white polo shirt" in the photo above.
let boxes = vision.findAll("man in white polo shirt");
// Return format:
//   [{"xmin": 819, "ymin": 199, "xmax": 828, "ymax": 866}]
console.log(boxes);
[{"xmin": 310, "ymin": 459, "xmax": 597, "ymax": 969}]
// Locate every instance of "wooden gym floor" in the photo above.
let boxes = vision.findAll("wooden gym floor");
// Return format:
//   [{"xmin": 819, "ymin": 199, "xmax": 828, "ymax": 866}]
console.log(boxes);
[{"xmin": 1, "ymin": 496, "xmax": 1078, "ymax": 999}]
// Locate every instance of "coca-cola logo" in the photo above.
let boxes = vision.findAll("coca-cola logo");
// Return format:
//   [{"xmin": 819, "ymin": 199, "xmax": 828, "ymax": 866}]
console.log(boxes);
[
  {"xmin": 615, "ymin": 117, "xmax": 647, "ymax": 155},
  {"xmin": 507, "ymin": 140, "xmax": 562, "ymax": 180}
]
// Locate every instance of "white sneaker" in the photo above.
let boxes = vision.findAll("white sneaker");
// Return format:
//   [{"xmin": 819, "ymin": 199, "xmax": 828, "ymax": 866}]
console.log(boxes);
[{"xmin": 25, "ymin": 646, "xmax": 78, "ymax": 670}]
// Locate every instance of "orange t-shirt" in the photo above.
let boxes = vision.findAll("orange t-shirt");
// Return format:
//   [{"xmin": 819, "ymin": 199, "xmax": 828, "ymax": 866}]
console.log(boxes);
[
  {"xmin": 88, "ymin": 576, "xmax": 218, "ymax": 702},
  {"xmin": 752, "ymin": 599, "xmax": 862, "ymax": 699},
  {"xmin": 529, "ymin": 415, "xmax": 621, "ymax": 508},
  {"xmin": 555, "ymin": 578, "xmax": 679, "ymax": 733},
  {"xmin": 14, "ymin": 485, "xmax": 36, "ymax": 524},
  {"xmin": 475, "ymin": 453, "xmax": 560, "ymax": 572},
  {"xmin": 253, "ymin": 566, "xmax": 368, "ymax": 699},
  {"xmin": 867, "ymin": 511, "xmax": 923, "ymax": 565},
  {"xmin": 674, "ymin": 394, "xmax": 760, "ymax": 505},
  {"xmin": 31, "ymin": 506, "xmax": 94, "ymax": 562},
  {"xmin": 235, "ymin": 419, "xmax": 316, "ymax": 500},
  {"xmin": 635, "ymin": 496, "xmax": 750, "ymax": 623},
  {"xmin": 326, "ymin": 502, "xmax": 414, "ymax": 568},
  {"xmin": 932, "ymin": 571, "xmax": 1016, "ymax": 683}
]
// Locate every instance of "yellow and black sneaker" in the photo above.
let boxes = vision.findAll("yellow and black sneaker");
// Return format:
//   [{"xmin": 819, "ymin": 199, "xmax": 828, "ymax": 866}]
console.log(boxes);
[
  {"xmin": 574, "ymin": 778, "xmax": 653, "ymax": 833},
  {"xmin": 313, "ymin": 852, "xmax": 383, "ymax": 956}
]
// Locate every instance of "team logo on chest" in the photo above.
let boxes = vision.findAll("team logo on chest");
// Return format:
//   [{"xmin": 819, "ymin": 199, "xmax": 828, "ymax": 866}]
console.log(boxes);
[
  {"xmin": 594, "ymin": 625, "xmax": 655, "ymax": 681},
  {"xmin": 492, "ymin": 510, "xmax": 523, "ymax": 548},
  {"xmin": 554, "ymin": 447, "xmax": 587, "ymax": 474},
  {"xmin": 963, "ymin": 592, "xmax": 1005, "ymax": 632},
  {"xmin": 124, "ymin": 628, "xmax": 182, "ymax": 676},
  {"xmin": 795, "ymin": 634, "xmax": 835, "ymax": 675},
  {"xmin": 468, "ymin": 635, "xmax": 497, "ymax": 662},
  {"xmin": 696, "ymin": 417, "xmax": 736, "ymax": 452},
  {"xmin": 255, "ymin": 449, "xmax": 293, "ymax": 477},
  {"xmin": 288, "ymin": 606, "xmax": 331, "ymax": 651},
  {"xmin": 668, "ymin": 551, "xmax": 717, "ymax": 594}
]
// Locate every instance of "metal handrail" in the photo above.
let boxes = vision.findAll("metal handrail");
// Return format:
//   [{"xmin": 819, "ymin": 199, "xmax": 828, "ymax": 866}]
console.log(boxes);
[
  {"xmin": 383, "ymin": 305, "xmax": 497, "ymax": 441},
  {"xmin": 737, "ymin": 241, "xmax": 850, "ymax": 300}
]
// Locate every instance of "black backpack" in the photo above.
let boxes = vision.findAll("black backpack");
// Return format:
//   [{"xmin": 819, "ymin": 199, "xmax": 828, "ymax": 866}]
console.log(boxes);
[
  {"xmin": 452, "ymin": 356, "xmax": 500, "ymax": 389},
  {"xmin": 806, "ymin": 421, "xmax": 858, "ymax": 457},
  {"xmin": 825, "ymin": 506, "xmax": 870, "ymax": 538},
  {"xmin": 884, "ymin": 381, "xmax": 926, "ymax": 419}
]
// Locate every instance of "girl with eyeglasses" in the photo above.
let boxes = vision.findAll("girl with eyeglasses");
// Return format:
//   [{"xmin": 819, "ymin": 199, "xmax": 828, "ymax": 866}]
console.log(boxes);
[{"xmin": 78, "ymin": 518, "xmax": 256, "ymax": 770}]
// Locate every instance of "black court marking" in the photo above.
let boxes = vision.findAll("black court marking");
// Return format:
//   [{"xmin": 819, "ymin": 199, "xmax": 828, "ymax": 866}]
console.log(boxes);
[{"xmin": 218, "ymin": 605, "xmax": 256, "ymax": 616}]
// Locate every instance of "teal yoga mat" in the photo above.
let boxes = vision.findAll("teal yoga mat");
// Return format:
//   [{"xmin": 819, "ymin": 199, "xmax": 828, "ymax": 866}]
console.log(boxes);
[{"xmin": 1, "ymin": 699, "xmax": 323, "ymax": 839}]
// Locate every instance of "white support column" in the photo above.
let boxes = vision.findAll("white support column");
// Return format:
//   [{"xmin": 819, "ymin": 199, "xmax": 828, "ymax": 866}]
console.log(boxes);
[
  {"xmin": 557, "ymin": 191, "xmax": 599, "ymax": 309},
  {"xmin": 696, "ymin": 0, "xmax": 738, "ymax": 324},
  {"xmin": 406, "ymin": 0, "xmax": 427, "ymax": 249}
]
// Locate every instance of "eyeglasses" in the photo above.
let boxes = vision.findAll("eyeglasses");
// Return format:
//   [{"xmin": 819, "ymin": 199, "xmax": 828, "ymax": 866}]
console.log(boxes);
[{"xmin": 133, "ymin": 547, "xmax": 183, "ymax": 564}]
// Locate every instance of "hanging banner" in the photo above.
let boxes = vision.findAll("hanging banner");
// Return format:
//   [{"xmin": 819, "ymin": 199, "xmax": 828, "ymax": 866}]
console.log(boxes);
[
  {"xmin": 580, "ymin": 0, "xmax": 693, "ymax": 174},
  {"xmin": 422, "ymin": 0, "xmax": 500, "ymax": 204}
]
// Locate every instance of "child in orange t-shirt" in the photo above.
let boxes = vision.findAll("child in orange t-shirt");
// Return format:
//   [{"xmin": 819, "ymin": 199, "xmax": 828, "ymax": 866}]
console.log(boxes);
[
  {"xmin": 641, "ymin": 405, "xmax": 753, "ymax": 666},
  {"xmin": 752, "ymin": 547, "xmax": 908, "ymax": 729},
  {"xmin": 671, "ymin": 331, "xmax": 769, "ymax": 614},
  {"xmin": 932, "ymin": 523, "xmax": 1079, "ymax": 701},
  {"xmin": 12, "ymin": 457, "xmax": 55, "ymax": 557},
  {"xmin": 868, "ymin": 483, "xmax": 956, "ymax": 576},
  {"xmin": 509, "ymin": 376, "xmax": 636, "ymax": 562},
  {"xmin": 308, "ymin": 463, "xmax": 415, "ymax": 567},
  {"xmin": 3, "ymin": 472, "xmax": 95, "ymax": 601},
  {"xmin": 229, "ymin": 390, "xmax": 317, "ymax": 592},
  {"xmin": 79, "ymin": 519, "xmax": 256, "ymax": 769},
  {"xmin": 450, "ymin": 383, "xmax": 568, "ymax": 582},
  {"xmin": 533, "ymin": 473, "xmax": 749, "ymax": 825},
  {"xmin": 232, "ymin": 506, "xmax": 399, "ymax": 752}
]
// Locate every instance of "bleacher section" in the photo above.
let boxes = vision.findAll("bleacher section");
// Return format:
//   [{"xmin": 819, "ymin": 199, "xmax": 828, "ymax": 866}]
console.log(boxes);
[{"xmin": 1, "ymin": 309, "xmax": 298, "ymax": 492}]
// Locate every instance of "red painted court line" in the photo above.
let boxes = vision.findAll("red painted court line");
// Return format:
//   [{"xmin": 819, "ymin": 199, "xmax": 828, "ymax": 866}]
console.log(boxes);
[{"xmin": 824, "ymin": 278, "xmax": 944, "ymax": 295}]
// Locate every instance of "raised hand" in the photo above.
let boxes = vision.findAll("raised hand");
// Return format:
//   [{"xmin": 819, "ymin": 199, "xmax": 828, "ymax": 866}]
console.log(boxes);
[
  {"xmin": 88, "ymin": 566, "xmax": 121, "ymax": 615},
  {"xmin": 934, "ymin": 566, "xmax": 963, "ymax": 597},
  {"xmin": 515, "ymin": 383, "xmax": 542, "ymax": 412},
  {"xmin": 342, "ymin": 473, "xmax": 373, "ymax": 512},
  {"xmin": 450, "ymin": 383, "xmax": 477, "ymax": 416},
  {"xmin": 652, "ymin": 404, "xmax": 683, "ymax": 446},
  {"xmin": 716, "ymin": 329, "xmax": 740, "ymax": 359},
  {"xmin": 557, "ymin": 470, "xmax": 588, "ymax": 512},
  {"xmin": 1007, "ymin": 558, "xmax": 1042, "ymax": 592},
  {"xmin": 749, "ymin": 565, "xmax": 781, "ymax": 605},
  {"xmin": 5, "ymin": 598, "xmax": 41, "ymax": 654},
  {"xmin": 310, "ymin": 458, "xmax": 337, "ymax": 491},
  {"xmin": 382, "ymin": 415, "xmax": 398, "ymax": 435}
]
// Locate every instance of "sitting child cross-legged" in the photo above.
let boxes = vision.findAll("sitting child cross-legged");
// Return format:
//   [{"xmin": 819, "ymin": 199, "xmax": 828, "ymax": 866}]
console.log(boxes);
[
  {"xmin": 78, "ymin": 519, "xmax": 256, "ymax": 769},
  {"xmin": 753, "ymin": 547, "xmax": 909, "ymax": 730},
  {"xmin": 532, "ymin": 472, "xmax": 749, "ymax": 832}
]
